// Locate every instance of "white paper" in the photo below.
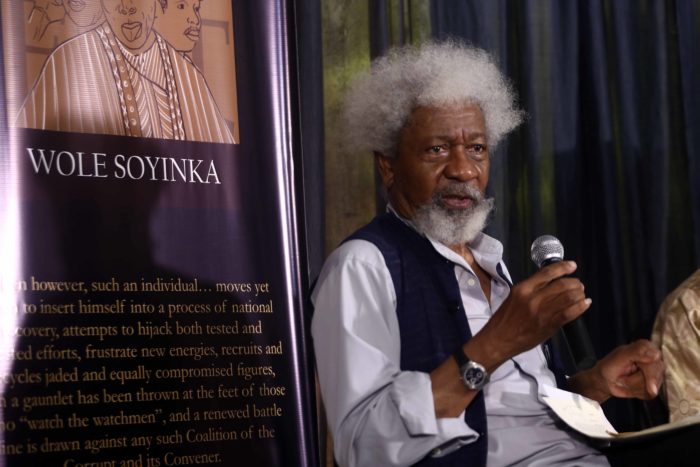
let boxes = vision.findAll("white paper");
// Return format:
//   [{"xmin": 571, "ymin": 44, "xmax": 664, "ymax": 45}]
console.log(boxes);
[
  {"xmin": 541, "ymin": 385, "xmax": 617, "ymax": 439},
  {"xmin": 541, "ymin": 384, "xmax": 700, "ymax": 441}
]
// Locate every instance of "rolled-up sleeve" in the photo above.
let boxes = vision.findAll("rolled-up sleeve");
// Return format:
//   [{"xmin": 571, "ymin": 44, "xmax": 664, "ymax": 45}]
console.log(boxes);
[{"xmin": 311, "ymin": 240, "xmax": 478, "ymax": 467}]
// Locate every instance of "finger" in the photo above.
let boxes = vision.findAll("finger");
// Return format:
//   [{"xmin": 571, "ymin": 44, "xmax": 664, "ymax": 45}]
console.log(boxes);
[
  {"xmin": 614, "ymin": 372, "xmax": 649, "ymax": 399},
  {"xmin": 613, "ymin": 365, "xmax": 665, "ymax": 400},
  {"xmin": 512, "ymin": 262, "xmax": 579, "ymax": 299},
  {"xmin": 530, "ymin": 261, "xmax": 578, "ymax": 289},
  {"xmin": 625, "ymin": 339, "xmax": 662, "ymax": 364},
  {"xmin": 516, "ymin": 261, "xmax": 578, "ymax": 295},
  {"xmin": 539, "ymin": 277, "xmax": 586, "ymax": 301},
  {"xmin": 537, "ymin": 280, "xmax": 589, "ymax": 316},
  {"xmin": 639, "ymin": 359, "xmax": 665, "ymax": 398},
  {"xmin": 557, "ymin": 297, "xmax": 592, "ymax": 324},
  {"xmin": 613, "ymin": 358, "xmax": 664, "ymax": 399}
]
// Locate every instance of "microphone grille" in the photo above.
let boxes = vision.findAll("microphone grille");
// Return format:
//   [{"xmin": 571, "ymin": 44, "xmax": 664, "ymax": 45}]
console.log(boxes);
[{"xmin": 530, "ymin": 235, "xmax": 564, "ymax": 268}]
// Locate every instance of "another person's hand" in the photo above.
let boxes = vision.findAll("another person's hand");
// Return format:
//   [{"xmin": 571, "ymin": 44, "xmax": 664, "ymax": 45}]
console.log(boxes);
[
  {"xmin": 597, "ymin": 339, "xmax": 664, "ymax": 399},
  {"xmin": 570, "ymin": 339, "xmax": 664, "ymax": 403}
]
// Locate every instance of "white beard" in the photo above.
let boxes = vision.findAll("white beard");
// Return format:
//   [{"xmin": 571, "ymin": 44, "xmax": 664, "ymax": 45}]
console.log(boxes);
[{"xmin": 412, "ymin": 184, "xmax": 494, "ymax": 246}]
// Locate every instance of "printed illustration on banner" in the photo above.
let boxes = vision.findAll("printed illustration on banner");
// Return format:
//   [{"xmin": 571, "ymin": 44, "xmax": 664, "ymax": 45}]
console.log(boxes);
[{"xmin": 3, "ymin": 0, "xmax": 239, "ymax": 144}]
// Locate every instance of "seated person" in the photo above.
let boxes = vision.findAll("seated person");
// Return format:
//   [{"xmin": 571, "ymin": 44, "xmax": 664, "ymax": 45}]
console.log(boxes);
[
  {"xmin": 311, "ymin": 40, "xmax": 665, "ymax": 467},
  {"xmin": 652, "ymin": 269, "xmax": 700, "ymax": 422}
]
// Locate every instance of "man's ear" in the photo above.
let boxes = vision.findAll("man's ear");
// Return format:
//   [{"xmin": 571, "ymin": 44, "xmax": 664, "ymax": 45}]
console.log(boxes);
[{"xmin": 375, "ymin": 151, "xmax": 394, "ymax": 190}]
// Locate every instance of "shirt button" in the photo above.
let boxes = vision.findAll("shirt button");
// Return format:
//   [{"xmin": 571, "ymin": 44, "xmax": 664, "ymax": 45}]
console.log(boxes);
[{"xmin": 467, "ymin": 278, "xmax": 476, "ymax": 286}]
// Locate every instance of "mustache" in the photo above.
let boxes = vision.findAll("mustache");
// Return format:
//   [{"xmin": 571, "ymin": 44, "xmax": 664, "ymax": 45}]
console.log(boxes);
[{"xmin": 433, "ymin": 184, "xmax": 484, "ymax": 202}]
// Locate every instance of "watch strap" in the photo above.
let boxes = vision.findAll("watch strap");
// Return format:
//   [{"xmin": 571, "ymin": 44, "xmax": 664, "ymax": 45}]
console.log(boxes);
[{"xmin": 453, "ymin": 347, "xmax": 470, "ymax": 369}]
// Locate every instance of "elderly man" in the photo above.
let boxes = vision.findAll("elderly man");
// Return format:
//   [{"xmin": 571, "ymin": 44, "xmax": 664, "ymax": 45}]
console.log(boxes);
[
  {"xmin": 17, "ymin": 0, "xmax": 234, "ymax": 144},
  {"xmin": 311, "ymin": 41, "xmax": 665, "ymax": 467}
]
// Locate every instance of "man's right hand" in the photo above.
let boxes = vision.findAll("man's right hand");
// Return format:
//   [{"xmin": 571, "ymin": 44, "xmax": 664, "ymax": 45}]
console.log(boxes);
[
  {"xmin": 467, "ymin": 260, "xmax": 591, "ymax": 372},
  {"xmin": 431, "ymin": 260, "xmax": 591, "ymax": 418}
]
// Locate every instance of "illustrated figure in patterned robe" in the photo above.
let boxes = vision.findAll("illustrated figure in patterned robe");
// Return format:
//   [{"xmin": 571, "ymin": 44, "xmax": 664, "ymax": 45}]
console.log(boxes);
[{"xmin": 17, "ymin": 0, "xmax": 235, "ymax": 144}]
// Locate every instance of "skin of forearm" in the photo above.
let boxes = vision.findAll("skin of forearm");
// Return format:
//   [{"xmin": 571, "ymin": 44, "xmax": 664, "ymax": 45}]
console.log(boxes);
[
  {"xmin": 562, "ymin": 366, "xmax": 611, "ymax": 403},
  {"xmin": 430, "ymin": 325, "xmax": 617, "ymax": 418},
  {"xmin": 429, "ymin": 330, "xmax": 513, "ymax": 418}
]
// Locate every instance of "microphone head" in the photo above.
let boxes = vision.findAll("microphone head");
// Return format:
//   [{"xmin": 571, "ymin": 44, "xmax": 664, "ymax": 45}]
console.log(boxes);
[{"xmin": 530, "ymin": 235, "xmax": 564, "ymax": 268}]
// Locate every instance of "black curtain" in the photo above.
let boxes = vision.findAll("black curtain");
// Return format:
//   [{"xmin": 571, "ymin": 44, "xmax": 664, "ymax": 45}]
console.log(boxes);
[
  {"xmin": 430, "ymin": 0, "xmax": 699, "ymax": 358},
  {"xmin": 429, "ymin": 0, "xmax": 700, "ymax": 428}
]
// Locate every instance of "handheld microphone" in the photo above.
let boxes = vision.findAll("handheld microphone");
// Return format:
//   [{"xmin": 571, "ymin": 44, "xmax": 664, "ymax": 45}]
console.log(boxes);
[
  {"xmin": 530, "ymin": 235, "xmax": 565, "ymax": 268},
  {"xmin": 530, "ymin": 235, "xmax": 596, "ymax": 371}
]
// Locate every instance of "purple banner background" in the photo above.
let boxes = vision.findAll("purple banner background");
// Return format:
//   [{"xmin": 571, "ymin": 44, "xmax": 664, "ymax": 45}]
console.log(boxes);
[{"xmin": 0, "ymin": 1, "xmax": 317, "ymax": 466}]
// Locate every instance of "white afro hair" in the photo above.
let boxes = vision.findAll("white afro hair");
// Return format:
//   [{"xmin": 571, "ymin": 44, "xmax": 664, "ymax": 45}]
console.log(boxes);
[{"xmin": 342, "ymin": 40, "xmax": 525, "ymax": 156}]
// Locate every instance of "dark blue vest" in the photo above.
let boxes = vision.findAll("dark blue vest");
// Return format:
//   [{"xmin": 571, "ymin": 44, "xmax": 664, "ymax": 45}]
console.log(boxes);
[{"xmin": 348, "ymin": 212, "xmax": 488, "ymax": 467}]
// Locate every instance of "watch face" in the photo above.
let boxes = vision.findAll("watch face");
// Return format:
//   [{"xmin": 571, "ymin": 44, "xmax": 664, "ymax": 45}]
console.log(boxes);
[{"xmin": 463, "ymin": 364, "xmax": 488, "ymax": 389}]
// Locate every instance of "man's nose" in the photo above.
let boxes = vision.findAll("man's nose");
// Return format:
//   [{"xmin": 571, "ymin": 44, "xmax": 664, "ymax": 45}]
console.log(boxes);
[
  {"xmin": 188, "ymin": 13, "xmax": 201, "ymax": 26},
  {"xmin": 443, "ymin": 148, "xmax": 479, "ymax": 181},
  {"xmin": 117, "ymin": 0, "xmax": 137, "ymax": 15}
]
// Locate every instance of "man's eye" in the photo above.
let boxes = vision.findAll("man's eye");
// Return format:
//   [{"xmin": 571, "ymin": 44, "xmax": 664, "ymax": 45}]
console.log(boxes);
[
  {"xmin": 469, "ymin": 144, "xmax": 487, "ymax": 156},
  {"xmin": 428, "ymin": 145, "xmax": 446, "ymax": 155}
]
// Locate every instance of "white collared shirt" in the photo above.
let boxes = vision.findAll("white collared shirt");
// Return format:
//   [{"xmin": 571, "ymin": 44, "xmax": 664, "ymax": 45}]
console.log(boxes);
[{"xmin": 311, "ymin": 216, "xmax": 607, "ymax": 467}]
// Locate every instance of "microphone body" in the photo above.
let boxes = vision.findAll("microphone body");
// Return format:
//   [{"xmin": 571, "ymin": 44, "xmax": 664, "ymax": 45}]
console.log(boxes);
[{"xmin": 530, "ymin": 235, "xmax": 597, "ymax": 371}]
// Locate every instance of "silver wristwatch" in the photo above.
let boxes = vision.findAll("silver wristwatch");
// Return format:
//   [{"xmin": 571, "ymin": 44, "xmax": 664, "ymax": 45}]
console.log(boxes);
[{"xmin": 453, "ymin": 348, "xmax": 489, "ymax": 390}]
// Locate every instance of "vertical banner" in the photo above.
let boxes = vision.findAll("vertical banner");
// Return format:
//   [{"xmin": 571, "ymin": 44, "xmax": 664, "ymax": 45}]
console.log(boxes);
[{"xmin": 0, "ymin": 1, "xmax": 317, "ymax": 466}]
